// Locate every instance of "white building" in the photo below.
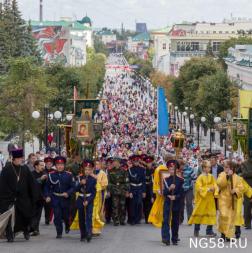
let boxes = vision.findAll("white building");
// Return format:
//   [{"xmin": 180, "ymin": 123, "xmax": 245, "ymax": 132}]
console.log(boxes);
[
  {"xmin": 225, "ymin": 45, "xmax": 252, "ymax": 90},
  {"xmin": 31, "ymin": 15, "xmax": 94, "ymax": 66},
  {"xmin": 152, "ymin": 18, "xmax": 252, "ymax": 76},
  {"xmin": 127, "ymin": 32, "xmax": 151, "ymax": 59},
  {"xmin": 97, "ymin": 30, "xmax": 116, "ymax": 45}
]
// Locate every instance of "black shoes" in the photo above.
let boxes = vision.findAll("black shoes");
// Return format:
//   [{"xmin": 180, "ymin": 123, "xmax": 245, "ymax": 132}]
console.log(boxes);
[
  {"xmin": 56, "ymin": 234, "xmax": 62, "ymax": 239},
  {"xmin": 31, "ymin": 231, "xmax": 40, "ymax": 236},
  {"xmin": 23, "ymin": 231, "xmax": 30, "ymax": 241},
  {"xmin": 194, "ymin": 231, "xmax": 199, "ymax": 237},
  {"xmin": 7, "ymin": 236, "xmax": 14, "ymax": 243},
  {"xmin": 206, "ymin": 232, "xmax": 217, "ymax": 237},
  {"xmin": 65, "ymin": 227, "xmax": 70, "ymax": 234},
  {"xmin": 86, "ymin": 236, "xmax": 92, "ymax": 243},
  {"xmin": 120, "ymin": 222, "xmax": 126, "ymax": 226},
  {"xmin": 162, "ymin": 240, "xmax": 170, "ymax": 246}
]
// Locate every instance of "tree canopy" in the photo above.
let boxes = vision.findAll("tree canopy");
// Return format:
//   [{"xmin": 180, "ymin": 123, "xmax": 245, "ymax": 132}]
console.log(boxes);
[
  {"xmin": 219, "ymin": 36, "xmax": 252, "ymax": 59},
  {"xmin": 0, "ymin": 0, "xmax": 39, "ymax": 74},
  {"xmin": 171, "ymin": 57, "xmax": 233, "ymax": 127}
]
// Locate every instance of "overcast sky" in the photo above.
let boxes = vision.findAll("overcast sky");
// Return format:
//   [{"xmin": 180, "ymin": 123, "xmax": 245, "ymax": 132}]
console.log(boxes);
[{"xmin": 17, "ymin": 0, "xmax": 252, "ymax": 29}]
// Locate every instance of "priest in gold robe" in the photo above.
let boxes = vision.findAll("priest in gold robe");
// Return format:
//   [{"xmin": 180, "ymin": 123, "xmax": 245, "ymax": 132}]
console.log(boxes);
[
  {"xmin": 217, "ymin": 160, "xmax": 243, "ymax": 240},
  {"xmin": 92, "ymin": 160, "xmax": 108, "ymax": 235},
  {"xmin": 148, "ymin": 158, "xmax": 171, "ymax": 228},
  {"xmin": 235, "ymin": 177, "xmax": 252, "ymax": 238},
  {"xmin": 188, "ymin": 160, "xmax": 218, "ymax": 237}
]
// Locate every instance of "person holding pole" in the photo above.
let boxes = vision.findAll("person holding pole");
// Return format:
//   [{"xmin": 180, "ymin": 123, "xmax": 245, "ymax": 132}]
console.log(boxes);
[{"xmin": 161, "ymin": 160, "xmax": 184, "ymax": 246}]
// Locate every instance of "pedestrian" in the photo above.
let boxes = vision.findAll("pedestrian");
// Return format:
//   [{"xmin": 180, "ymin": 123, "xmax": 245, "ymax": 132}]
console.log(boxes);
[
  {"xmin": 31, "ymin": 160, "xmax": 48, "ymax": 236},
  {"xmin": 143, "ymin": 155, "xmax": 155, "ymax": 224},
  {"xmin": 107, "ymin": 158, "xmax": 130, "ymax": 226},
  {"xmin": 181, "ymin": 159, "xmax": 196, "ymax": 223},
  {"xmin": 217, "ymin": 160, "xmax": 243, "ymax": 240},
  {"xmin": 76, "ymin": 160, "xmax": 97, "ymax": 242},
  {"xmin": 161, "ymin": 160, "xmax": 184, "ymax": 246},
  {"xmin": 188, "ymin": 160, "xmax": 218, "ymax": 237},
  {"xmin": 0, "ymin": 148, "xmax": 36, "ymax": 242},
  {"xmin": 241, "ymin": 158, "xmax": 252, "ymax": 229},
  {"xmin": 92, "ymin": 159, "xmax": 108, "ymax": 236},
  {"xmin": 128, "ymin": 155, "xmax": 146, "ymax": 225},
  {"xmin": 43, "ymin": 156, "xmax": 54, "ymax": 225},
  {"xmin": 234, "ymin": 176, "xmax": 252, "ymax": 238},
  {"xmin": 148, "ymin": 156, "xmax": 172, "ymax": 228},
  {"xmin": 44, "ymin": 156, "xmax": 75, "ymax": 239},
  {"xmin": 26, "ymin": 153, "xmax": 37, "ymax": 172}
]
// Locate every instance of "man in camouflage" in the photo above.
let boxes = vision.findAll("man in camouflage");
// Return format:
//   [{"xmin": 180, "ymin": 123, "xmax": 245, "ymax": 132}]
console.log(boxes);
[{"xmin": 107, "ymin": 158, "xmax": 130, "ymax": 226}]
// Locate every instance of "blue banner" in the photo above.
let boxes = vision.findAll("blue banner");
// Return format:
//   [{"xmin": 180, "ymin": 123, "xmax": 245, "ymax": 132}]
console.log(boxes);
[{"xmin": 158, "ymin": 87, "xmax": 169, "ymax": 136}]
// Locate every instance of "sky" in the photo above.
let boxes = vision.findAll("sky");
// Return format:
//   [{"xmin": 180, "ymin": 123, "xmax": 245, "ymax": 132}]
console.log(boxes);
[{"xmin": 17, "ymin": 0, "xmax": 252, "ymax": 29}]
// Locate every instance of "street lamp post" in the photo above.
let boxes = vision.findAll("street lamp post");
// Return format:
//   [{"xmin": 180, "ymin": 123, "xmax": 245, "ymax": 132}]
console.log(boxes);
[
  {"xmin": 174, "ymin": 106, "xmax": 178, "ymax": 129},
  {"xmin": 189, "ymin": 114, "xmax": 195, "ymax": 135},
  {"xmin": 200, "ymin": 116, "xmax": 206, "ymax": 147},
  {"xmin": 54, "ymin": 110, "xmax": 62, "ymax": 154},
  {"xmin": 212, "ymin": 116, "xmax": 221, "ymax": 152},
  {"xmin": 32, "ymin": 109, "xmax": 72, "ymax": 153},
  {"xmin": 182, "ymin": 111, "xmax": 187, "ymax": 132},
  {"xmin": 44, "ymin": 104, "xmax": 49, "ymax": 152}
]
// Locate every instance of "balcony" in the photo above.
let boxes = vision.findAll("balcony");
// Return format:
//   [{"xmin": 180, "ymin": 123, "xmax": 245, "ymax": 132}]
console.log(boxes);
[{"xmin": 170, "ymin": 51, "xmax": 206, "ymax": 58}]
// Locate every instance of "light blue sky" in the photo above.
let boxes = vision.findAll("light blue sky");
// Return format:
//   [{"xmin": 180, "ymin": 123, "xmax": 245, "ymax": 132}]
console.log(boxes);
[{"xmin": 18, "ymin": 0, "xmax": 252, "ymax": 29}]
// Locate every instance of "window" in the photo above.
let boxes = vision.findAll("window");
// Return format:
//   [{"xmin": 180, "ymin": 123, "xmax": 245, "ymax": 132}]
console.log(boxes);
[
  {"xmin": 213, "ymin": 31, "xmax": 216, "ymax": 34},
  {"xmin": 162, "ymin": 43, "xmax": 167, "ymax": 50},
  {"xmin": 213, "ymin": 42, "xmax": 221, "ymax": 52},
  {"xmin": 191, "ymin": 42, "xmax": 199, "ymax": 51},
  {"xmin": 186, "ymin": 42, "xmax": 190, "ymax": 51},
  {"xmin": 180, "ymin": 42, "xmax": 185, "ymax": 51},
  {"xmin": 219, "ymin": 31, "xmax": 223, "ymax": 34},
  {"xmin": 177, "ymin": 42, "xmax": 181, "ymax": 51}
]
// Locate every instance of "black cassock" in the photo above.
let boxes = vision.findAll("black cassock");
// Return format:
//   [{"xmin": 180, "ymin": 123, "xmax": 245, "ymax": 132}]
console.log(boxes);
[{"xmin": 0, "ymin": 163, "xmax": 36, "ymax": 233}]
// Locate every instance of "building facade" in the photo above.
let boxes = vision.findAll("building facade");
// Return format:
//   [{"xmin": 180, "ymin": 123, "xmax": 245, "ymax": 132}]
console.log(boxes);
[
  {"xmin": 225, "ymin": 45, "xmax": 252, "ymax": 90},
  {"xmin": 127, "ymin": 32, "xmax": 151, "ymax": 60},
  {"xmin": 152, "ymin": 18, "xmax": 252, "ymax": 76},
  {"xmin": 31, "ymin": 16, "xmax": 93, "ymax": 66}
]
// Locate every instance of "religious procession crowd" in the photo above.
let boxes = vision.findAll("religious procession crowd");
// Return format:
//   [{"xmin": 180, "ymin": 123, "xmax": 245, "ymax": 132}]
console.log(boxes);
[
  {"xmin": 0, "ymin": 147, "xmax": 252, "ymax": 246},
  {"xmin": 0, "ymin": 57, "xmax": 252, "ymax": 246}
]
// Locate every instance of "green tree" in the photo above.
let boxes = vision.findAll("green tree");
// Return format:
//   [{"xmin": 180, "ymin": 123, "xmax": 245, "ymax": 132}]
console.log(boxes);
[
  {"xmin": 205, "ymin": 41, "xmax": 214, "ymax": 57},
  {"xmin": 172, "ymin": 57, "xmax": 233, "ymax": 120},
  {"xmin": 79, "ymin": 54, "xmax": 106, "ymax": 98},
  {"xmin": 0, "ymin": 57, "xmax": 55, "ymax": 145},
  {"xmin": 124, "ymin": 51, "xmax": 154, "ymax": 78},
  {"xmin": 45, "ymin": 64, "xmax": 82, "ymax": 113},
  {"xmin": 0, "ymin": 0, "xmax": 40, "ymax": 74},
  {"xmin": 94, "ymin": 35, "xmax": 109, "ymax": 56},
  {"xmin": 219, "ymin": 36, "xmax": 252, "ymax": 59},
  {"xmin": 194, "ymin": 71, "xmax": 232, "ymax": 127}
]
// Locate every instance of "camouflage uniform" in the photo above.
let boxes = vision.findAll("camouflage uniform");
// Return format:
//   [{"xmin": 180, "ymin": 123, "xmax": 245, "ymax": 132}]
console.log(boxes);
[{"xmin": 108, "ymin": 167, "xmax": 130, "ymax": 225}]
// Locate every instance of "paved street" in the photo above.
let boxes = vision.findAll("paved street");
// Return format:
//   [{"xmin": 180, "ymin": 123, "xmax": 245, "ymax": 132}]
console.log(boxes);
[{"xmin": 1, "ymin": 221, "xmax": 252, "ymax": 253}]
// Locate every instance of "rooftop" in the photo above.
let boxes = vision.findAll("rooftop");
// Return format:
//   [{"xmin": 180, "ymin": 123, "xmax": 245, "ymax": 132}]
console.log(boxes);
[
  {"xmin": 151, "ymin": 26, "xmax": 172, "ymax": 34},
  {"xmin": 97, "ymin": 30, "xmax": 115, "ymax": 36},
  {"xmin": 132, "ymin": 32, "xmax": 150, "ymax": 42},
  {"xmin": 31, "ymin": 20, "xmax": 92, "ymax": 31}
]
